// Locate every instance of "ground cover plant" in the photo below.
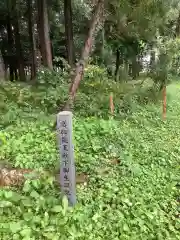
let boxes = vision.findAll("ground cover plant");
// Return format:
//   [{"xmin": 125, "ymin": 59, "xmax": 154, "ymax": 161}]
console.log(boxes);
[
  {"xmin": 0, "ymin": 73, "xmax": 179, "ymax": 239},
  {"xmin": 1, "ymin": 0, "xmax": 180, "ymax": 238}
]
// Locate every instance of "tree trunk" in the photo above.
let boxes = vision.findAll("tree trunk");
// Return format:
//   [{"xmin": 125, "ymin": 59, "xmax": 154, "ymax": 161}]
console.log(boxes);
[
  {"xmin": 6, "ymin": 12, "xmax": 16, "ymax": 81},
  {"xmin": 124, "ymin": 60, "xmax": 129, "ymax": 81},
  {"xmin": 64, "ymin": 0, "xmax": 75, "ymax": 67},
  {"xmin": 37, "ymin": 0, "xmax": 53, "ymax": 69},
  {"xmin": 128, "ymin": 63, "xmax": 132, "ymax": 77},
  {"xmin": 64, "ymin": 0, "xmax": 104, "ymax": 110},
  {"xmin": 0, "ymin": 50, "xmax": 5, "ymax": 80},
  {"xmin": 27, "ymin": 0, "xmax": 37, "ymax": 80},
  {"xmin": 4, "ymin": 57, "xmax": 8, "ymax": 80},
  {"xmin": 115, "ymin": 49, "xmax": 120, "ymax": 81},
  {"xmin": 101, "ymin": 28, "xmax": 105, "ymax": 59},
  {"xmin": 149, "ymin": 44, "xmax": 155, "ymax": 73},
  {"xmin": 131, "ymin": 56, "xmax": 139, "ymax": 79},
  {"xmin": 13, "ymin": 0, "xmax": 26, "ymax": 81}
]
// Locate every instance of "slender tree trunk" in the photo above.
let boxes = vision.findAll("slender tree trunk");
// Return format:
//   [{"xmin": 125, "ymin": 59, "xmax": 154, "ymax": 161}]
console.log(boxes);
[
  {"xmin": 3, "ymin": 57, "xmax": 8, "ymax": 80},
  {"xmin": 115, "ymin": 49, "xmax": 120, "ymax": 81},
  {"xmin": 0, "ymin": 50, "xmax": 5, "ymax": 80},
  {"xmin": 101, "ymin": 28, "xmax": 105, "ymax": 58},
  {"xmin": 64, "ymin": 0, "xmax": 75, "ymax": 67},
  {"xmin": 13, "ymin": 0, "xmax": 26, "ymax": 81},
  {"xmin": 27, "ymin": 0, "xmax": 37, "ymax": 80},
  {"xmin": 7, "ymin": 13, "xmax": 15, "ymax": 81},
  {"xmin": 37, "ymin": 0, "xmax": 53, "ymax": 69},
  {"xmin": 37, "ymin": 49, "xmax": 42, "ymax": 69},
  {"xmin": 128, "ymin": 63, "xmax": 132, "ymax": 77},
  {"xmin": 131, "ymin": 56, "xmax": 139, "ymax": 79},
  {"xmin": 149, "ymin": 44, "xmax": 155, "ymax": 73},
  {"xmin": 14, "ymin": 67, "xmax": 18, "ymax": 80},
  {"xmin": 64, "ymin": 0, "xmax": 104, "ymax": 110},
  {"xmin": 14, "ymin": 19, "xmax": 26, "ymax": 81},
  {"xmin": 124, "ymin": 60, "xmax": 129, "ymax": 81}
]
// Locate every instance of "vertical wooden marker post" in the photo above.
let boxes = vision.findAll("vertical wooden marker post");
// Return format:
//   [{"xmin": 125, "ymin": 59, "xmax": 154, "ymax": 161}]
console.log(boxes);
[
  {"xmin": 57, "ymin": 111, "xmax": 76, "ymax": 206},
  {"xmin": 109, "ymin": 93, "xmax": 114, "ymax": 115},
  {"xmin": 162, "ymin": 85, "xmax": 166, "ymax": 120}
]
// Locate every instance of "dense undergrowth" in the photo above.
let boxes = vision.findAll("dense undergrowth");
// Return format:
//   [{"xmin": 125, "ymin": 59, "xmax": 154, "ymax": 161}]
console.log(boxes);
[{"xmin": 0, "ymin": 68, "xmax": 180, "ymax": 239}]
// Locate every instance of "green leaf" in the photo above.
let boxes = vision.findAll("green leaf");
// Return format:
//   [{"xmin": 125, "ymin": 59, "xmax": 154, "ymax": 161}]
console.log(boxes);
[
  {"xmin": 43, "ymin": 226, "xmax": 55, "ymax": 232},
  {"xmin": 21, "ymin": 199, "xmax": 33, "ymax": 207},
  {"xmin": 4, "ymin": 191, "xmax": 13, "ymax": 199},
  {"xmin": 4, "ymin": 191, "xmax": 21, "ymax": 203},
  {"xmin": 0, "ymin": 201, "xmax": 13, "ymax": 207},
  {"xmin": 11, "ymin": 193, "xmax": 21, "ymax": 203},
  {"xmin": 62, "ymin": 196, "xmax": 69, "ymax": 215},
  {"xmin": 23, "ymin": 212, "xmax": 33, "ymax": 221},
  {"xmin": 30, "ymin": 190, "xmax": 39, "ymax": 199},
  {"xmin": 123, "ymin": 223, "xmax": 129, "ymax": 232},
  {"xmin": 51, "ymin": 205, "xmax": 62, "ymax": 213},
  {"xmin": 9, "ymin": 222, "xmax": 22, "ymax": 233},
  {"xmin": 20, "ymin": 228, "xmax": 31, "ymax": 237},
  {"xmin": 42, "ymin": 232, "xmax": 57, "ymax": 239},
  {"xmin": 12, "ymin": 233, "xmax": 20, "ymax": 240},
  {"xmin": 32, "ymin": 215, "xmax": 41, "ymax": 223},
  {"xmin": 23, "ymin": 181, "xmax": 31, "ymax": 193}
]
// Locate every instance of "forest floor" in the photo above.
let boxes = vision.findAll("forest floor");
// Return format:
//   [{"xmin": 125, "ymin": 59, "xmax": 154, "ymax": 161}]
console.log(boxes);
[{"xmin": 0, "ymin": 77, "xmax": 180, "ymax": 239}]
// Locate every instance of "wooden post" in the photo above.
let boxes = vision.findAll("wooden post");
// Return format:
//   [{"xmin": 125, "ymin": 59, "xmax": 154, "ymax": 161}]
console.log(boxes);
[
  {"xmin": 163, "ymin": 85, "xmax": 166, "ymax": 120},
  {"xmin": 57, "ymin": 111, "xmax": 76, "ymax": 206}
]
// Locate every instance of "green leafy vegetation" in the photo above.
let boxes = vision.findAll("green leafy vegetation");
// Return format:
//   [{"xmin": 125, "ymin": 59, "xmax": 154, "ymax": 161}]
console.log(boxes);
[
  {"xmin": 0, "ymin": 0, "xmax": 180, "ymax": 238},
  {"xmin": 0, "ymin": 72, "xmax": 179, "ymax": 239}
]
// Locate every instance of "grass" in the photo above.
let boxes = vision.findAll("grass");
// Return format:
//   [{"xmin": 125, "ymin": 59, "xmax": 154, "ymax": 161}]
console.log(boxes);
[{"xmin": 0, "ymin": 71, "xmax": 179, "ymax": 239}]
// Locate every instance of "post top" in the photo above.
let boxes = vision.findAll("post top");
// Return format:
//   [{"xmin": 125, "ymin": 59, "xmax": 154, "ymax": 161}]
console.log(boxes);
[{"xmin": 58, "ymin": 111, "xmax": 73, "ymax": 116}]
